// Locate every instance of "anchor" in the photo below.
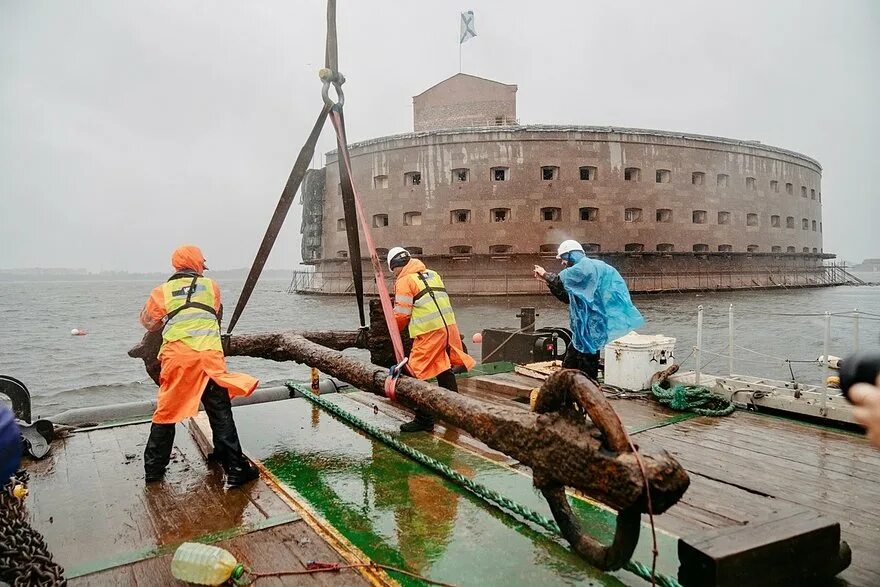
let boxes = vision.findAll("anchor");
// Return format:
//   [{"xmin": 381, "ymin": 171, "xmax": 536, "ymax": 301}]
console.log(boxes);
[{"xmin": 130, "ymin": 317, "xmax": 689, "ymax": 570}]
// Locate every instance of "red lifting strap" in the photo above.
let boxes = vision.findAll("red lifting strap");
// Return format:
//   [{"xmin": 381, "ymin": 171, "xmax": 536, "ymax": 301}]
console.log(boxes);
[{"xmin": 329, "ymin": 110, "xmax": 409, "ymax": 382}]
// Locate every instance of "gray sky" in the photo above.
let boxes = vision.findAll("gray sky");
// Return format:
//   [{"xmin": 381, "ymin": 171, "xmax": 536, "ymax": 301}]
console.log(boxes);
[{"xmin": 1, "ymin": 0, "xmax": 878, "ymax": 272}]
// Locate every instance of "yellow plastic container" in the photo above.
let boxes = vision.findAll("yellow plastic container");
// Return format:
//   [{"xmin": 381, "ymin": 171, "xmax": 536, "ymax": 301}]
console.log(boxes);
[{"xmin": 170, "ymin": 543, "xmax": 245, "ymax": 586}]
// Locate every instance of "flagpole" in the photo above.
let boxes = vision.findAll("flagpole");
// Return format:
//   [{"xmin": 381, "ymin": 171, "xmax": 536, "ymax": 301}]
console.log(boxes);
[{"xmin": 459, "ymin": 41, "xmax": 462, "ymax": 73}]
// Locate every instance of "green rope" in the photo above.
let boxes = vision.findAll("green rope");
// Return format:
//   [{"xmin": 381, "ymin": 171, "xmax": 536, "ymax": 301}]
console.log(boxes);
[
  {"xmin": 288, "ymin": 383, "xmax": 682, "ymax": 587},
  {"xmin": 651, "ymin": 383, "xmax": 735, "ymax": 417}
]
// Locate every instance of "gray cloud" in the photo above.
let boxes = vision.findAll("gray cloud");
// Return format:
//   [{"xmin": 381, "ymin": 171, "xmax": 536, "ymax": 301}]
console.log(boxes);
[{"xmin": 1, "ymin": 0, "xmax": 877, "ymax": 272}]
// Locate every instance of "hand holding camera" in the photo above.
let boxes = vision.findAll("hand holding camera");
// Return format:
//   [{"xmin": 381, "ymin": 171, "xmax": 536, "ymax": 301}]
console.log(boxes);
[{"xmin": 840, "ymin": 351, "xmax": 880, "ymax": 448}]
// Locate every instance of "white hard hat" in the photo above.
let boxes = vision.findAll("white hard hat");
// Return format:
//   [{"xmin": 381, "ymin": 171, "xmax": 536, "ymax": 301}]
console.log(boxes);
[
  {"xmin": 557, "ymin": 240, "xmax": 585, "ymax": 259},
  {"xmin": 387, "ymin": 246, "xmax": 410, "ymax": 271}
]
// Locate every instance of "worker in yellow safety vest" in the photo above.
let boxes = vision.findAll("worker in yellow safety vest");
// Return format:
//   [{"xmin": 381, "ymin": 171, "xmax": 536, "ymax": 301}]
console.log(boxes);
[
  {"xmin": 388, "ymin": 247, "xmax": 475, "ymax": 432},
  {"xmin": 139, "ymin": 245, "xmax": 259, "ymax": 486}
]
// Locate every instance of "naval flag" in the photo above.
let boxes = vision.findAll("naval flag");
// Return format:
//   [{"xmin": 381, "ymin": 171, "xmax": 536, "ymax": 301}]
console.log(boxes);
[{"xmin": 460, "ymin": 11, "xmax": 476, "ymax": 44}]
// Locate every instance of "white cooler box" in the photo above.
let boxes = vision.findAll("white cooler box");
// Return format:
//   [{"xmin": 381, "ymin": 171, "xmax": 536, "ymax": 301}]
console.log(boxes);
[{"xmin": 603, "ymin": 332, "xmax": 676, "ymax": 391}]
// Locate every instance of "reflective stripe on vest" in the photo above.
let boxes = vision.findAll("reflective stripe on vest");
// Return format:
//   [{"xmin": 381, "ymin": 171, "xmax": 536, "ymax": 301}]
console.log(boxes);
[
  {"xmin": 160, "ymin": 276, "xmax": 222, "ymax": 352},
  {"xmin": 407, "ymin": 270, "xmax": 456, "ymax": 337}
]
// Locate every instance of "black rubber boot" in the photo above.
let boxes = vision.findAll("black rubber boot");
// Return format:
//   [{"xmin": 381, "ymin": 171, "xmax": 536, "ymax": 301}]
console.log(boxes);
[
  {"xmin": 400, "ymin": 413, "xmax": 435, "ymax": 433},
  {"xmin": 225, "ymin": 462, "xmax": 260, "ymax": 487},
  {"xmin": 144, "ymin": 423, "xmax": 175, "ymax": 483},
  {"xmin": 202, "ymin": 380, "xmax": 259, "ymax": 487}
]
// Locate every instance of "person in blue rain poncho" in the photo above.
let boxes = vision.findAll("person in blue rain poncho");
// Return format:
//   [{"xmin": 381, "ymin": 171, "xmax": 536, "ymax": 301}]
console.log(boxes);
[{"xmin": 534, "ymin": 240, "xmax": 645, "ymax": 379}]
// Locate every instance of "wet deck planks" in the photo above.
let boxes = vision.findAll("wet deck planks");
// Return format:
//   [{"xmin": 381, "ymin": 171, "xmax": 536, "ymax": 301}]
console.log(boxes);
[
  {"xmin": 24, "ymin": 422, "xmax": 369, "ymax": 585},
  {"xmin": 453, "ymin": 372, "xmax": 879, "ymax": 586}
]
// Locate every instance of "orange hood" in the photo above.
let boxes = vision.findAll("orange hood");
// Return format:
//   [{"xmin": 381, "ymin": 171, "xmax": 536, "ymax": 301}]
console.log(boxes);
[
  {"xmin": 171, "ymin": 245, "xmax": 207, "ymax": 273},
  {"xmin": 397, "ymin": 258, "xmax": 427, "ymax": 280}
]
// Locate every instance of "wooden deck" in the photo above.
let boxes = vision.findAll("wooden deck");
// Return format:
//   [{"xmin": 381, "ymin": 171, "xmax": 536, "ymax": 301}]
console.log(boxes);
[
  {"xmin": 24, "ymin": 422, "xmax": 374, "ymax": 585},
  {"xmin": 452, "ymin": 373, "xmax": 880, "ymax": 586}
]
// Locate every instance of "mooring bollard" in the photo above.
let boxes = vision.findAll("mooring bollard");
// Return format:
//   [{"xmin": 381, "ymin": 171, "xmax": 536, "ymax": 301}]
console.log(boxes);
[
  {"xmin": 822, "ymin": 311, "xmax": 831, "ymax": 416},
  {"xmin": 696, "ymin": 305, "xmax": 704, "ymax": 385},
  {"xmin": 728, "ymin": 304, "xmax": 735, "ymax": 377}
]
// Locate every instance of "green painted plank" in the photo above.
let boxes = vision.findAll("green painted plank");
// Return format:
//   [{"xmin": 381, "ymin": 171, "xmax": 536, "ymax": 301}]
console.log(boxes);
[{"xmin": 234, "ymin": 397, "xmax": 679, "ymax": 587}]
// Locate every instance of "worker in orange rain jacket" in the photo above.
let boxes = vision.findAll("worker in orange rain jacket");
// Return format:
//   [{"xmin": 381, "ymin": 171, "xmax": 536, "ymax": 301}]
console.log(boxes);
[
  {"xmin": 388, "ymin": 247, "xmax": 475, "ymax": 432},
  {"xmin": 139, "ymin": 245, "xmax": 259, "ymax": 486}
]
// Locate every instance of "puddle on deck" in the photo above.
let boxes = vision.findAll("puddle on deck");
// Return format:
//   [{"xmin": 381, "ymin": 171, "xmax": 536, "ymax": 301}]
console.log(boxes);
[{"xmin": 235, "ymin": 396, "xmax": 679, "ymax": 586}]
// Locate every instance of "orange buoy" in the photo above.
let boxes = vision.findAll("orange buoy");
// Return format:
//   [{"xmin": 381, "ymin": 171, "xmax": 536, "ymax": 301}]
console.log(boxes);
[{"xmin": 472, "ymin": 332, "xmax": 483, "ymax": 344}]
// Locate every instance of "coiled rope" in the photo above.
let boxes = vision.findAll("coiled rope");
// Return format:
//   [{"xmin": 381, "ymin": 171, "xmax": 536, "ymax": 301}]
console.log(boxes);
[
  {"xmin": 288, "ymin": 383, "xmax": 682, "ymax": 587},
  {"xmin": 651, "ymin": 382, "xmax": 735, "ymax": 417}
]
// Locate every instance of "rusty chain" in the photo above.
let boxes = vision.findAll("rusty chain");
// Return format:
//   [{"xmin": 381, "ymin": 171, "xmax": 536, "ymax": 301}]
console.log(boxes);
[{"xmin": 0, "ymin": 471, "xmax": 67, "ymax": 586}]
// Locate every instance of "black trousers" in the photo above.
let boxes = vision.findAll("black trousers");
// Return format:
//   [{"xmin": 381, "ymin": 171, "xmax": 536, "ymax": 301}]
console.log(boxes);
[
  {"xmin": 144, "ymin": 380, "xmax": 248, "ymax": 476},
  {"xmin": 562, "ymin": 347, "xmax": 600, "ymax": 379},
  {"xmin": 412, "ymin": 369, "xmax": 458, "ymax": 423}
]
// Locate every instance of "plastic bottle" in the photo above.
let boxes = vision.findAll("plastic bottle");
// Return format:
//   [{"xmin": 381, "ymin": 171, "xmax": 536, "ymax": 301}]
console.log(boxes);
[{"xmin": 170, "ymin": 543, "xmax": 245, "ymax": 586}]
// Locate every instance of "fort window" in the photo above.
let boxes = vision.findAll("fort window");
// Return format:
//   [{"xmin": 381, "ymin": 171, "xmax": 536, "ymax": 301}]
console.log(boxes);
[
  {"xmin": 718, "ymin": 244, "xmax": 733, "ymax": 252},
  {"xmin": 786, "ymin": 216, "xmax": 795, "ymax": 228},
  {"xmin": 494, "ymin": 115, "xmax": 505, "ymax": 126},
  {"xmin": 770, "ymin": 180, "xmax": 779, "ymax": 192},
  {"xmin": 449, "ymin": 245, "xmax": 472, "ymax": 255},
  {"xmin": 656, "ymin": 208, "xmax": 672, "ymax": 223},
  {"xmin": 693, "ymin": 244, "xmax": 709, "ymax": 253},
  {"xmin": 692, "ymin": 172, "xmax": 705, "ymax": 185},
  {"xmin": 801, "ymin": 186, "xmax": 807, "ymax": 198},
  {"xmin": 336, "ymin": 250, "xmax": 348, "ymax": 258},
  {"xmin": 772, "ymin": 246, "xmax": 782, "ymax": 253},
  {"xmin": 372, "ymin": 214, "xmax": 389, "ymax": 228},
  {"xmin": 336, "ymin": 218, "xmax": 346, "ymax": 231},
  {"xmin": 579, "ymin": 207, "xmax": 598, "ymax": 221},
  {"xmin": 747, "ymin": 213, "xmax": 758, "ymax": 227},
  {"xmin": 452, "ymin": 168, "xmax": 470, "ymax": 183},
  {"xmin": 771, "ymin": 215, "xmax": 780, "ymax": 228},
  {"xmin": 625, "ymin": 208, "xmax": 643, "ymax": 222},
  {"xmin": 717, "ymin": 174, "xmax": 729, "ymax": 188},
  {"xmin": 539, "ymin": 243, "xmax": 560, "ymax": 256},
  {"xmin": 625, "ymin": 243, "xmax": 645, "ymax": 252},
  {"xmin": 811, "ymin": 188, "xmax": 816, "ymax": 200},
  {"xmin": 802, "ymin": 218, "xmax": 809, "ymax": 230},
  {"xmin": 747, "ymin": 245, "xmax": 760, "ymax": 253},
  {"xmin": 746, "ymin": 177, "xmax": 756, "ymax": 191},
  {"xmin": 406, "ymin": 247, "xmax": 423, "ymax": 255},
  {"xmin": 491, "ymin": 167, "xmax": 509, "ymax": 181},
  {"xmin": 374, "ymin": 175, "xmax": 389, "ymax": 189},
  {"xmin": 583, "ymin": 243, "xmax": 601, "ymax": 253},
  {"xmin": 818, "ymin": 192, "xmax": 822, "ymax": 202},
  {"xmin": 717, "ymin": 211, "xmax": 729, "ymax": 225},
  {"xmin": 812, "ymin": 220, "xmax": 817, "ymax": 231},
  {"xmin": 785, "ymin": 182, "xmax": 793, "ymax": 195},
  {"xmin": 403, "ymin": 211, "xmax": 423, "ymax": 226},
  {"xmin": 489, "ymin": 244, "xmax": 513, "ymax": 254},
  {"xmin": 579, "ymin": 166, "xmax": 597, "ymax": 181},
  {"xmin": 693, "ymin": 210, "xmax": 707, "ymax": 224},
  {"xmin": 450, "ymin": 209, "xmax": 471, "ymax": 224},
  {"xmin": 812, "ymin": 247, "xmax": 818, "ymax": 253},
  {"xmin": 541, "ymin": 166, "xmax": 559, "ymax": 181},
  {"xmin": 624, "ymin": 167, "xmax": 640, "ymax": 182},
  {"xmin": 656, "ymin": 243, "xmax": 674, "ymax": 252},
  {"xmin": 787, "ymin": 246, "xmax": 796, "ymax": 253},
  {"xmin": 803, "ymin": 247, "xmax": 810, "ymax": 253},
  {"xmin": 491, "ymin": 208, "xmax": 511, "ymax": 222},
  {"xmin": 820, "ymin": 222, "xmax": 822, "ymax": 232},
  {"xmin": 541, "ymin": 207, "xmax": 561, "ymax": 221},
  {"xmin": 404, "ymin": 171, "xmax": 422, "ymax": 186},
  {"xmin": 656, "ymin": 169, "xmax": 671, "ymax": 183}
]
